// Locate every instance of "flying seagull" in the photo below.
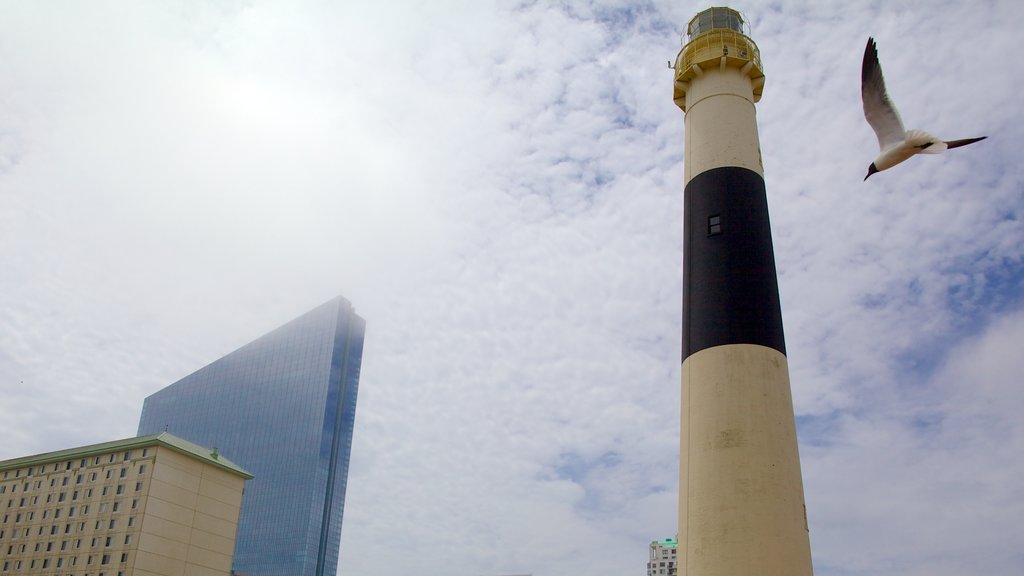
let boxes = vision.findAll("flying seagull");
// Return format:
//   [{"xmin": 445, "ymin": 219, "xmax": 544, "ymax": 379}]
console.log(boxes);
[{"xmin": 862, "ymin": 37, "xmax": 986, "ymax": 180}]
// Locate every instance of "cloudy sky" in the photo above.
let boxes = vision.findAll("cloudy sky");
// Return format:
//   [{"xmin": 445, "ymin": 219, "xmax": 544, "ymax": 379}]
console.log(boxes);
[{"xmin": 2, "ymin": 0, "xmax": 1022, "ymax": 574}]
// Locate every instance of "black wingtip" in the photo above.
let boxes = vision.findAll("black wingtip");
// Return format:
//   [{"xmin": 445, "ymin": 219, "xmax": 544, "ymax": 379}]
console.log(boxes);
[
  {"xmin": 946, "ymin": 136, "xmax": 988, "ymax": 149},
  {"xmin": 862, "ymin": 37, "xmax": 879, "ymax": 83}
]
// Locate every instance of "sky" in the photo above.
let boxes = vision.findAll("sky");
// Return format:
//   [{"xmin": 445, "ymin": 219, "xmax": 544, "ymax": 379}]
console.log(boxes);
[{"xmin": 1, "ymin": 0, "xmax": 1022, "ymax": 575}]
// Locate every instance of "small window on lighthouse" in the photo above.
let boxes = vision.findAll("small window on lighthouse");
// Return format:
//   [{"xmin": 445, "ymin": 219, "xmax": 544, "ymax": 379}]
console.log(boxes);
[{"xmin": 708, "ymin": 215, "xmax": 722, "ymax": 236}]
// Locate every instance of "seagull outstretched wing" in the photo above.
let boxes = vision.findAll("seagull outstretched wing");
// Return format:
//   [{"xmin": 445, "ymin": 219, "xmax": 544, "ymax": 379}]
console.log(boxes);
[{"xmin": 862, "ymin": 37, "xmax": 905, "ymax": 151}]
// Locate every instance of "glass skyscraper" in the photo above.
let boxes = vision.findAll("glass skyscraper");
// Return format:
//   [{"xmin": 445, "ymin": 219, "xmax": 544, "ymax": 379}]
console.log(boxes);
[{"xmin": 138, "ymin": 296, "xmax": 364, "ymax": 576}]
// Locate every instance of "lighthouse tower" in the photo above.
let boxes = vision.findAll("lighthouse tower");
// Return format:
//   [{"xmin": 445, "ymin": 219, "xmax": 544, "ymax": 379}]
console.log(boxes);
[{"xmin": 673, "ymin": 8, "xmax": 813, "ymax": 576}]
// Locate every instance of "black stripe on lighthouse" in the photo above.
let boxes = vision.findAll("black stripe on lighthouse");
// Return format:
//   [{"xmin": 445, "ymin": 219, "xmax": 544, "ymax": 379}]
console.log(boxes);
[{"xmin": 683, "ymin": 166, "xmax": 786, "ymax": 359}]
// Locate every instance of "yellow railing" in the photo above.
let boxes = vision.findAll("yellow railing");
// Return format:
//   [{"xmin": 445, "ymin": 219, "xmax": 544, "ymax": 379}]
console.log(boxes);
[{"xmin": 674, "ymin": 28, "xmax": 763, "ymax": 83}]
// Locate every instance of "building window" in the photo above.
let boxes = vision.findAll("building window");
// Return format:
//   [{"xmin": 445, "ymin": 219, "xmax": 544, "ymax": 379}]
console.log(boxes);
[{"xmin": 708, "ymin": 214, "xmax": 722, "ymax": 236}]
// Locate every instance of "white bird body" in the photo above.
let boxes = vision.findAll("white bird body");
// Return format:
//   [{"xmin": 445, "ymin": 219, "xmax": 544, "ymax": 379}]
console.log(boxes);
[
  {"xmin": 862, "ymin": 38, "xmax": 985, "ymax": 180},
  {"xmin": 873, "ymin": 129, "xmax": 947, "ymax": 171}
]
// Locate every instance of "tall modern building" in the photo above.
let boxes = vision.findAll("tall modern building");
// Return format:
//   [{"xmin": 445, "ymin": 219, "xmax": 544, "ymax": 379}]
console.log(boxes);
[{"xmin": 138, "ymin": 296, "xmax": 365, "ymax": 576}]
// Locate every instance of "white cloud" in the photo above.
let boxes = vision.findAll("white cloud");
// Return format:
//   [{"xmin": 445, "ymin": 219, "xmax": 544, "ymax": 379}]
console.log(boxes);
[{"xmin": 1, "ymin": 1, "xmax": 1022, "ymax": 575}]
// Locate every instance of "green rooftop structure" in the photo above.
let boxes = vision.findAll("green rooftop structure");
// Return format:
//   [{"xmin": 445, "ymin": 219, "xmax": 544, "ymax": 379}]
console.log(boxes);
[
  {"xmin": 647, "ymin": 537, "xmax": 678, "ymax": 576},
  {"xmin": 0, "ymin": 432, "xmax": 252, "ymax": 479}
]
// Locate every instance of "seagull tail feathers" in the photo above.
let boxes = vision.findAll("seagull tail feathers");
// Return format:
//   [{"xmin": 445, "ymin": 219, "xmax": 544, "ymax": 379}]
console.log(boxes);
[{"xmin": 945, "ymin": 136, "xmax": 987, "ymax": 149}]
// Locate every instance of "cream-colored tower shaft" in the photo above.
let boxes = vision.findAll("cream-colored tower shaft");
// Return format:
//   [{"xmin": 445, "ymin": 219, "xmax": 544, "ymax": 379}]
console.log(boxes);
[
  {"xmin": 675, "ymin": 10, "xmax": 813, "ymax": 576},
  {"xmin": 680, "ymin": 348, "xmax": 811, "ymax": 575},
  {"xmin": 682, "ymin": 65, "xmax": 764, "ymax": 181}
]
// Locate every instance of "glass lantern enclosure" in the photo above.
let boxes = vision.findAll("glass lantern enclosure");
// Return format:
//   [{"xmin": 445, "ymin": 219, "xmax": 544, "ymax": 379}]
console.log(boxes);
[{"xmin": 687, "ymin": 7, "xmax": 744, "ymax": 38}]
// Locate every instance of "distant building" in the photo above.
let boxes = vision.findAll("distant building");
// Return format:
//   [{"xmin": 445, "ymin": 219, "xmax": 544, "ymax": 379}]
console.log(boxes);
[
  {"xmin": 138, "ymin": 296, "xmax": 365, "ymax": 576},
  {"xmin": 0, "ymin": 432, "xmax": 252, "ymax": 576},
  {"xmin": 647, "ymin": 537, "xmax": 678, "ymax": 576}
]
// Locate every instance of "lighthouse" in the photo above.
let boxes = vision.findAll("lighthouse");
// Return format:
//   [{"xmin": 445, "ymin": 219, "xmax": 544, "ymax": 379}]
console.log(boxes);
[{"xmin": 673, "ymin": 7, "xmax": 813, "ymax": 575}]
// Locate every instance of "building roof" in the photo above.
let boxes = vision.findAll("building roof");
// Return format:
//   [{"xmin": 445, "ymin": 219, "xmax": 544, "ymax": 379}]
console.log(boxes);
[
  {"xmin": 0, "ymin": 432, "xmax": 253, "ymax": 479},
  {"xmin": 652, "ymin": 537, "xmax": 678, "ymax": 547}
]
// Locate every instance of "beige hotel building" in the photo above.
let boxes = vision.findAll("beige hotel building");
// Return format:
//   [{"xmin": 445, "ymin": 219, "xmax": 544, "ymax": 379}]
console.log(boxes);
[{"xmin": 0, "ymin": 433, "xmax": 252, "ymax": 576}]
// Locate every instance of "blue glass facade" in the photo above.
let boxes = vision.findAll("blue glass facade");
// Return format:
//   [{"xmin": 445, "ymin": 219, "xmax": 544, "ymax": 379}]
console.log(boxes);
[{"xmin": 138, "ymin": 297, "xmax": 364, "ymax": 576}]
